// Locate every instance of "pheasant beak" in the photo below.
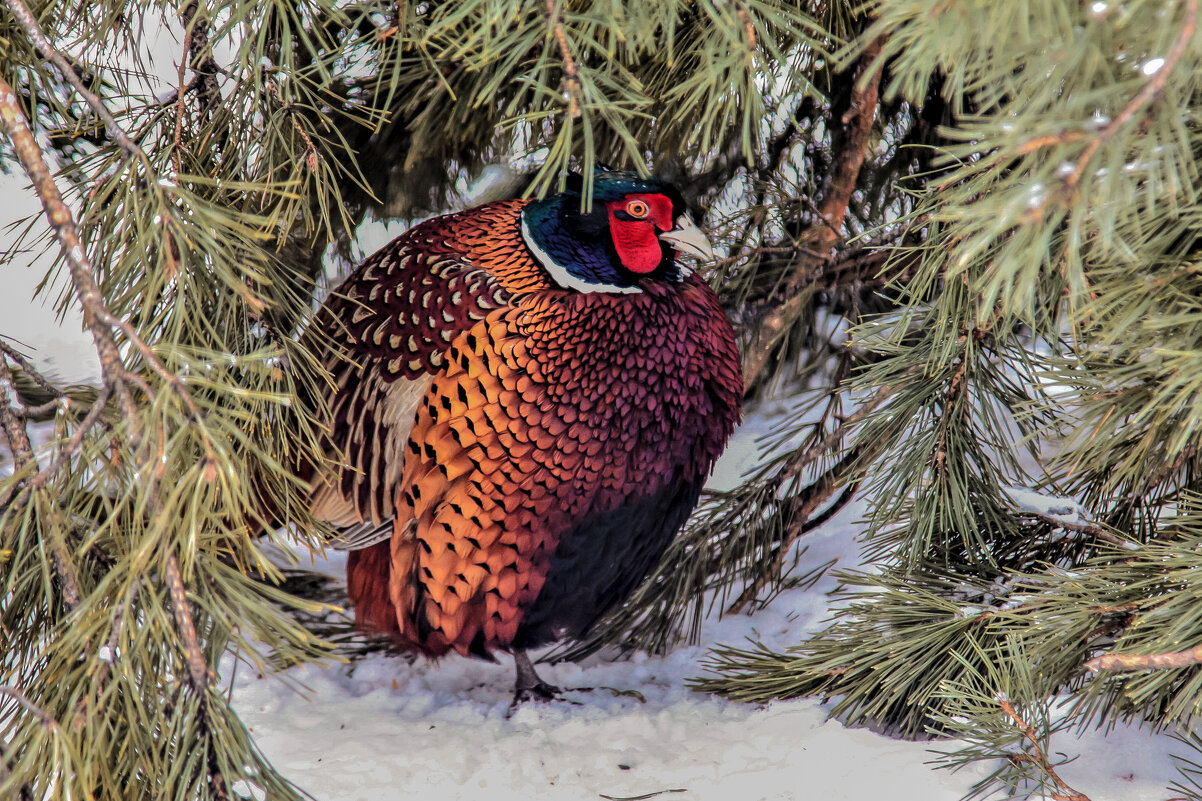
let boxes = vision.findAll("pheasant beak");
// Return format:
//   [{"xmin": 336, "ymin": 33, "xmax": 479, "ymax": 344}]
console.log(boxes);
[{"xmin": 659, "ymin": 216, "xmax": 715, "ymax": 262}]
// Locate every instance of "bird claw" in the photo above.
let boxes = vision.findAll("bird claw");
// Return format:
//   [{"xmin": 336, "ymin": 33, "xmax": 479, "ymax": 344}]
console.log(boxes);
[
  {"xmin": 512, "ymin": 680, "xmax": 562, "ymax": 705},
  {"xmin": 507, "ymin": 681, "xmax": 570, "ymax": 716}
]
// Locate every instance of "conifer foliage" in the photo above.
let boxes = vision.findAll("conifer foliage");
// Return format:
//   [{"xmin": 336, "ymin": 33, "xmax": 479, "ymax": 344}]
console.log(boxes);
[
  {"xmin": 4, "ymin": 0, "xmax": 1202, "ymax": 797},
  {"xmin": 692, "ymin": 1, "xmax": 1202, "ymax": 797}
]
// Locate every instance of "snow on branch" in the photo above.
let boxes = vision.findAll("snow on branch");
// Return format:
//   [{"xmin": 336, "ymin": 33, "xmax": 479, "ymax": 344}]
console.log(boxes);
[{"xmin": 1002, "ymin": 486, "xmax": 1137, "ymax": 550}]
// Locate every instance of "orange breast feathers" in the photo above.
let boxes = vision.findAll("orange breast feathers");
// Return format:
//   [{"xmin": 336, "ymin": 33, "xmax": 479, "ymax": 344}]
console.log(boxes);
[{"xmin": 378, "ymin": 279, "xmax": 741, "ymax": 658}]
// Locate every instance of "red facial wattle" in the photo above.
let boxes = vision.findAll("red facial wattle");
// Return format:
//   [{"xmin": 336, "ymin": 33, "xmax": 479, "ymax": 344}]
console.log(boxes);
[{"xmin": 606, "ymin": 193, "xmax": 675, "ymax": 274}]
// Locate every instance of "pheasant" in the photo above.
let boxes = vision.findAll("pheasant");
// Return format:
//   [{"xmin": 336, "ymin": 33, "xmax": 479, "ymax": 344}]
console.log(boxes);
[{"xmin": 305, "ymin": 171, "xmax": 743, "ymax": 701}]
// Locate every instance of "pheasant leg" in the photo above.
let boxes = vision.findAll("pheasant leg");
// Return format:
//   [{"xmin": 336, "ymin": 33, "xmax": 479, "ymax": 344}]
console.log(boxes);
[{"xmin": 511, "ymin": 648, "xmax": 561, "ymax": 704}]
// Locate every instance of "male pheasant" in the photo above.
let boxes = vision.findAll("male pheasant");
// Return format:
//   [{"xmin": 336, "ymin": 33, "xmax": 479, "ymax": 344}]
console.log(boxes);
[{"xmin": 305, "ymin": 171, "xmax": 743, "ymax": 700}]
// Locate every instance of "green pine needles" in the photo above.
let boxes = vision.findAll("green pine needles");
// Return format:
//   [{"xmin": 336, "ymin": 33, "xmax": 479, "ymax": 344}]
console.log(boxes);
[{"xmin": 695, "ymin": 0, "xmax": 1202, "ymax": 798}]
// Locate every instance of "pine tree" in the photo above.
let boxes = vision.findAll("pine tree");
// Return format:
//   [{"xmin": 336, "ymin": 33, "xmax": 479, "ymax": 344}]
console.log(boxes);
[{"xmin": 687, "ymin": 1, "xmax": 1202, "ymax": 798}]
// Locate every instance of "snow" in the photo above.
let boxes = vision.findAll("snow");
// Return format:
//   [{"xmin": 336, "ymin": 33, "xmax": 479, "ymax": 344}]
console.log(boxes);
[
  {"xmin": 1140, "ymin": 58, "xmax": 1166, "ymax": 77},
  {"xmin": 1003, "ymin": 485, "xmax": 1095, "ymax": 524},
  {"xmin": 229, "ymin": 424, "xmax": 981, "ymax": 801}
]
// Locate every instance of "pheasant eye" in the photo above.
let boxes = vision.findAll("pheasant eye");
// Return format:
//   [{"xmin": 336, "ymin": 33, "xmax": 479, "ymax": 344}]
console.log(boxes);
[{"xmin": 625, "ymin": 200, "xmax": 649, "ymax": 218}]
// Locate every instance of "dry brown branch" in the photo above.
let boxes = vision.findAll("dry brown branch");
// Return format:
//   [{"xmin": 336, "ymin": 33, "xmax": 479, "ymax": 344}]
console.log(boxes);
[
  {"xmin": 1063, "ymin": 0, "xmax": 1197, "ymax": 192},
  {"xmin": 741, "ymin": 36, "xmax": 884, "ymax": 386},
  {"xmin": 3, "ymin": 0, "xmax": 144, "ymax": 160},
  {"xmin": 545, "ymin": 0, "xmax": 582, "ymax": 118},
  {"xmin": 1085, "ymin": 645, "xmax": 1202, "ymax": 673},
  {"xmin": 999, "ymin": 699, "xmax": 1091, "ymax": 801}
]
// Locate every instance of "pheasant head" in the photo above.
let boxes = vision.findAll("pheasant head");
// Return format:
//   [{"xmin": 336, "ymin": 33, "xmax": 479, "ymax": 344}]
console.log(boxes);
[{"xmin": 520, "ymin": 171, "xmax": 715, "ymax": 294}]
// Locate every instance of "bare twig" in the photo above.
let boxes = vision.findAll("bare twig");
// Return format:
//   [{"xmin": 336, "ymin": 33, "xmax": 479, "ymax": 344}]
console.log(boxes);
[
  {"xmin": 1019, "ymin": 508, "xmax": 1132, "ymax": 549},
  {"xmin": 27, "ymin": 386, "xmax": 112, "ymax": 492},
  {"xmin": 780, "ymin": 383, "xmax": 893, "ymax": 483},
  {"xmin": 0, "ymin": 340, "xmax": 64, "ymax": 401},
  {"xmin": 545, "ymin": 0, "xmax": 582, "ymax": 118},
  {"xmin": 1063, "ymin": 0, "xmax": 1197, "ymax": 192},
  {"xmin": 3, "ymin": 0, "xmax": 144, "ymax": 160},
  {"xmin": 173, "ymin": 7, "xmax": 193, "ymax": 175},
  {"xmin": 0, "ymin": 686, "xmax": 59, "ymax": 730},
  {"xmin": 1086, "ymin": 645, "xmax": 1202, "ymax": 673},
  {"xmin": 999, "ymin": 699, "xmax": 1091, "ymax": 801}
]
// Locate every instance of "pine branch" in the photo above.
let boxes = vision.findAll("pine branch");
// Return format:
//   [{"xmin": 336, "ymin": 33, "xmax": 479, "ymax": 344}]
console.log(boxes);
[
  {"xmin": 1086, "ymin": 646, "xmax": 1202, "ymax": 674},
  {"xmin": 178, "ymin": 1, "xmax": 222, "ymax": 118},
  {"xmin": 545, "ymin": 0, "xmax": 582, "ymax": 119},
  {"xmin": 725, "ymin": 385, "xmax": 893, "ymax": 614},
  {"xmin": 1, "ymin": 51, "xmax": 235, "ymax": 800},
  {"xmin": 163, "ymin": 552, "xmax": 228, "ymax": 799},
  {"xmin": 267, "ymin": 81, "xmax": 320, "ymax": 172},
  {"xmin": 742, "ymin": 35, "xmax": 883, "ymax": 387},
  {"xmin": 725, "ymin": 472, "xmax": 859, "ymax": 614},
  {"xmin": 2, "ymin": 0, "xmax": 143, "ymax": 160},
  {"xmin": 0, "ymin": 355, "xmax": 82, "ymax": 610},
  {"xmin": 999, "ymin": 698, "xmax": 1092, "ymax": 801},
  {"xmin": 782, "ymin": 383, "xmax": 893, "ymax": 483},
  {"xmin": 0, "ymin": 353, "xmax": 36, "ymax": 505},
  {"xmin": 24, "ymin": 387, "xmax": 111, "ymax": 494},
  {"xmin": 0, "ymin": 686, "xmax": 59, "ymax": 731},
  {"xmin": 0, "ymin": 340, "xmax": 64, "ymax": 404},
  {"xmin": 1061, "ymin": 0, "xmax": 1198, "ymax": 194},
  {"xmin": 0, "ymin": 75, "xmax": 137, "ymax": 421}
]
